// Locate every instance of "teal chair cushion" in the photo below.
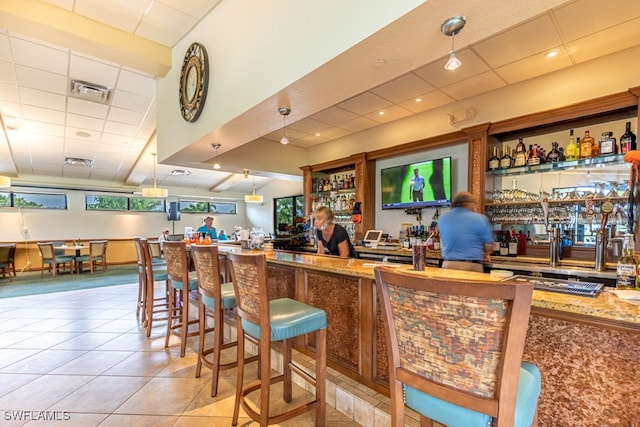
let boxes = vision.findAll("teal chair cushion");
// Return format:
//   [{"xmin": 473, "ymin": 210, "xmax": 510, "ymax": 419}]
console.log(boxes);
[
  {"xmin": 170, "ymin": 271, "xmax": 198, "ymax": 291},
  {"xmin": 201, "ymin": 282, "xmax": 236, "ymax": 310},
  {"xmin": 241, "ymin": 297, "xmax": 327, "ymax": 341},
  {"xmin": 48, "ymin": 255, "xmax": 75, "ymax": 264},
  {"xmin": 404, "ymin": 362, "xmax": 541, "ymax": 427},
  {"xmin": 75, "ymin": 255, "xmax": 103, "ymax": 263}
]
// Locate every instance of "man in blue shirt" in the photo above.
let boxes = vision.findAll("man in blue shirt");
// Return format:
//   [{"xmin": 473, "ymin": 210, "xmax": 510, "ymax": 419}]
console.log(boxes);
[
  {"xmin": 438, "ymin": 191, "xmax": 494, "ymax": 272},
  {"xmin": 409, "ymin": 168, "xmax": 425, "ymax": 202}
]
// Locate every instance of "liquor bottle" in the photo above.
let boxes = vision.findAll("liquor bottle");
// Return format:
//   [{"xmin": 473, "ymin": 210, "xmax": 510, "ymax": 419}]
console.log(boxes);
[
  {"xmin": 575, "ymin": 137, "xmax": 581, "ymax": 157},
  {"xmin": 546, "ymin": 142, "xmax": 561, "ymax": 162},
  {"xmin": 616, "ymin": 233, "xmax": 636, "ymax": 289},
  {"xmin": 620, "ymin": 121, "xmax": 637, "ymax": 154},
  {"xmin": 508, "ymin": 232, "xmax": 518, "ymax": 257},
  {"xmin": 599, "ymin": 131, "xmax": 617, "ymax": 156},
  {"xmin": 433, "ymin": 229, "xmax": 441, "ymax": 251},
  {"xmin": 513, "ymin": 138, "xmax": 527, "ymax": 167},
  {"xmin": 580, "ymin": 131, "xmax": 594, "ymax": 159},
  {"xmin": 558, "ymin": 147, "xmax": 566, "ymax": 161},
  {"xmin": 499, "ymin": 231, "xmax": 509, "ymax": 256},
  {"xmin": 500, "ymin": 145, "xmax": 513, "ymax": 169},
  {"xmin": 565, "ymin": 129, "xmax": 578, "ymax": 160},
  {"xmin": 488, "ymin": 146, "xmax": 500, "ymax": 170},
  {"xmin": 527, "ymin": 144, "xmax": 540, "ymax": 166},
  {"xmin": 403, "ymin": 228, "xmax": 410, "ymax": 249},
  {"xmin": 590, "ymin": 131, "xmax": 599, "ymax": 157},
  {"xmin": 526, "ymin": 230, "xmax": 532, "ymax": 242},
  {"xmin": 493, "ymin": 231, "xmax": 501, "ymax": 256},
  {"xmin": 517, "ymin": 231, "xmax": 526, "ymax": 255}
]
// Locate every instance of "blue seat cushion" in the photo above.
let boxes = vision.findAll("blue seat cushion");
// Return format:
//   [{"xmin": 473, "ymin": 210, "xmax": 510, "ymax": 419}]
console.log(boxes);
[
  {"xmin": 201, "ymin": 282, "xmax": 236, "ymax": 310},
  {"xmin": 241, "ymin": 298, "xmax": 327, "ymax": 341},
  {"xmin": 404, "ymin": 362, "xmax": 541, "ymax": 427},
  {"xmin": 48, "ymin": 255, "xmax": 75, "ymax": 263},
  {"xmin": 170, "ymin": 271, "xmax": 198, "ymax": 291}
]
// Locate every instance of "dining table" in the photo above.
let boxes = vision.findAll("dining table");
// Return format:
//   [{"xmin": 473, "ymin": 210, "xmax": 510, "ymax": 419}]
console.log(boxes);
[{"xmin": 54, "ymin": 244, "xmax": 89, "ymax": 273}]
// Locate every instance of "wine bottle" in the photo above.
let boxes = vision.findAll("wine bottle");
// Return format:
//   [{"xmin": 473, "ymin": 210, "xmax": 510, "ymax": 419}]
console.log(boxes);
[
  {"xmin": 508, "ymin": 232, "xmax": 518, "ymax": 257},
  {"xmin": 620, "ymin": 121, "xmax": 637, "ymax": 154},
  {"xmin": 499, "ymin": 231, "xmax": 509, "ymax": 256},
  {"xmin": 565, "ymin": 129, "xmax": 578, "ymax": 160},
  {"xmin": 488, "ymin": 146, "xmax": 500, "ymax": 170},
  {"xmin": 493, "ymin": 231, "xmax": 501, "ymax": 256},
  {"xmin": 513, "ymin": 138, "xmax": 527, "ymax": 167},
  {"xmin": 599, "ymin": 131, "xmax": 616, "ymax": 156},
  {"xmin": 527, "ymin": 144, "xmax": 540, "ymax": 166},
  {"xmin": 580, "ymin": 131, "xmax": 594, "ymax": 158}
]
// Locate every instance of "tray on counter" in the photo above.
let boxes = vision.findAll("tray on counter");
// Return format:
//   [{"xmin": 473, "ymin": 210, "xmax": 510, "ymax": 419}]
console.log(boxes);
[{"xmin": 506, "ymin": 274, "xmax": 604, "ymax": 297}]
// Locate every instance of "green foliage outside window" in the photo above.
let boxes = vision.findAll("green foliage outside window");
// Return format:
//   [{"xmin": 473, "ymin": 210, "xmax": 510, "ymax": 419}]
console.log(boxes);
[
  {"xmin": 0, "ymin": 192, "xmax": 9, "ymax": 207},
  {"xmin": 130, "ymin": 197, "xmax": 165, "ymax": 211},
  {"xmin": 86, "ymin": 195, "xmax": 128, "ymax": 210},
  {"xmin": 179, "ymin": 201, "xmax": 209, "ymax": 212},
  {"xmin": 14, "ymin": 193, "xmax": 67, "ymax": 209}
]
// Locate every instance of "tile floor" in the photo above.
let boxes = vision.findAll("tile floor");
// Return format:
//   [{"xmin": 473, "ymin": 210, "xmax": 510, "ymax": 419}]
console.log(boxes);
[{"xmin": 0, "ymin": 282, "xmax": 422, "ymax": 426}]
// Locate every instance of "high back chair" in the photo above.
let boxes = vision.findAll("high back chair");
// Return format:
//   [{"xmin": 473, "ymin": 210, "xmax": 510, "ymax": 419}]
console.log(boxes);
[
  {"xmin": 37, "ymin": 242, "xmax": 76, "ymax": 277},
  {"xmin": 75, "ymin": 240, "xmax": 108, "ymax": 273},
  {"xmin": 148, "ymin": 240, "xmax": 165, "ymax": 265},
  {"xmin": 374, "ymin": 267, "xmax": 541, "ymax": 427},
  {"xmin": 134, "ymin": 238, "xmax": 171, "ymax": 337},
  {"xmin": 163, "ymin": 240, "xmax": 200, "ymax": 357},
  {"xmin": 0, "ymin": 243, "xmax": 16, "ymax": 281},
  {"xmin": 190, "ymin": 244, "xmax": 258, "ymax": 397},
  {"xmin": 226, "ymin": 252, "xmax": 327, "ymax": 426}
]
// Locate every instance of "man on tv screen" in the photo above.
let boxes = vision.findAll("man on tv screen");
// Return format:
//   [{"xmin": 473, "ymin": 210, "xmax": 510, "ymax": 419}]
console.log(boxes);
[{"xmin": 409, "ymin": 168, "xmax": 425, "ymax": 202}]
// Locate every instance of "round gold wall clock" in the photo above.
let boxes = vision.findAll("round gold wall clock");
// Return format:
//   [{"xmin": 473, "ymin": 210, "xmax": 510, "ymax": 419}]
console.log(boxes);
[{"xmin": 179, "ymin": 42, "xmax": 209, "ymax": 122}]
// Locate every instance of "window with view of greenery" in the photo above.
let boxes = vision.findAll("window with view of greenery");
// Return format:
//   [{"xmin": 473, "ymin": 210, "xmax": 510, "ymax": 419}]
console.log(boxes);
[
  {"xmin": 274, "ymin": 195, "xmax": 305, "ymax": 234},
  {"xmin": 210, "ymin": 202, "xmax": 237, "ymax": 214},
  {"xmin": 130, "ymin": 197, "xmax": 166, "ymax": 211},
  {"xmin": 85, "ymin": 195, "xmax": 128, "ymax": 210},
  {"xmin": 14, "ymin": 192, "xmax": 67, "ymax": 209},
  {"xmin": 179, "ymin": 201, "xmax": 209, "ymax": 213},
  {"xmin": 0, "ymin": 192, "xmax": 10, "ymax": 207}
]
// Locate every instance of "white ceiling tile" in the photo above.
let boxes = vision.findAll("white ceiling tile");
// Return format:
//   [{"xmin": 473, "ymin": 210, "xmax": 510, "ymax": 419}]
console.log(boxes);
[
  {"xmin": 14, "ymin": 65, "xmax": 67, "ymax": 94},
  {"xmin": 496, "ymin": 53, "xmax": 573, "ymax": 85},
  {"xmin": 371, "ymin": 73, "xmax": 434, "ymax": 104},
  {"xmin": 473, "ymin": 15, "xmax": 562, "ymax": 68},
  {"xmin": 62, "ymin": 167, "xmax": 92, "ymax": 179},
  {"xmin": 10, "ymin": 37, "xmax": 68, "ymax": 76},
  {"xmin": 554, "ymin": 0, "xmax": 640, "ymax": 43},
  {"xmin": 19, "ymin": 87, "xmax": 65, "ymax": 111},
  {"xmin": 440, "ymin": 72, "xmax": 507, "ymax": 101},
  {"xmin": 288, "ymin": 118, "xmax": 330, "ymax": 135},
  {"xmin": 69, "ymin": 55, "xmax": 120, "ymax": 88},
  {"xmin": 117, "ymin": 69, "xmax": 156, "ymax": 97},
  {"xmin": 103, "ymin": 121, "xmax": 138, "ymax": 137},
  {"xmin": 159, "ymin": 0, "xmax": 221, "ymax": 18},
  {"xmin": 64, "ymin": 139, "xmax": 99, "ymax": 153},
  {"xmin": 66, "ymin": 113, "xmax": 105, "ymax": 132},
  {"xmin": 0, "ymin": 60, "xmax": 16, "ymax": 84},
  {"xmin": 398, "ymin": 91, "xmax": 455, "ymax": 114},
  {"xmin": 100, "ymin": 132, "xmax": 134, "ymax": 147},
  {"xmin": 364, "ymin": 105, "xmax": 413, "ymax": 123},
  {"xmin": 22, "ymin": 121, "xmax": 65, "ymax": 138},
  {"xmin": 41, "ymin": 0, "xmax": 74, "ymax": 9},
  {"xmin": 568, "ymin": 19, "xmax": 640, "ymax": 63},
  {"xmin": 309, "ymin": 107, "xmax": 359, "ymax": 127},
  {"xmin": 67, "ymin": 97, "xmax": 109, "ymax": 119},
  {"xmin": 108, "ymin": 106, "xmax": 145, "ymax": 126},
  {"xmin": 75, "ymin": 0, "xmax": 147, "ymax": 33},
  {"xmin": 110, "ymin": 90, "xmax": 154, "ymax": 113},
  {"xmin": 337, "ymin": 92, "xmax": 393, "ymax": 116},
  {"xmin": 0, "ymin": 35, "xmax": 11, "ymax": 62},
  {"xmin": 20, "ymin": 105, "xmax": 65, "ymax": 125},
  {"xmin": 314, "ymin": 126, "xmax": 351, "ymax": 141},
  {"xmin": 0, "ymin": 100, "xmax": 22, "ymax": 119},
  {"xmin": 0, "ymin": 82, "xmax": 20, "ymax": 102},
  {"xmin": 135, "ymin": 23, "xmax": 183, "ymax": 47},
  {"xmin": 337, "ymin": 116, "xmax": 379, "ymax": 133}
]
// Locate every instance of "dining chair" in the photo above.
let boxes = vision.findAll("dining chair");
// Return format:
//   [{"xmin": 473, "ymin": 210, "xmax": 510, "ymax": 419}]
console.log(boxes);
[
  {"xmin": 74, "ymin": 240, "xmax": 108, "ymax": 274},
  {"xmin": 227, "ymin": 252, "xmax": 327, "ymax": 426},
  {"xmin": 190, "ymin": 244, "xmax": 259, "ymax": 397},
  {"xmin": 148, "ymin": 240, "xmax": 165, "ymax": 265},
  {"xmin": 374, "ymin": 267, "xmax": 541, "ymax": 427},
  {"xmin": 163, "ymin": 240, "xmax": 200, "ymax": 357},
  {"xmin": 37, "ymin": 242, "xmax": 76, "ymax": 277},
  {"xmin": 134, "ymin": 237, "xmax": 171, "ymax": 337},
  {"xmin": 0, "ymin": 243, "xmax": 16, "ymax": 281}
]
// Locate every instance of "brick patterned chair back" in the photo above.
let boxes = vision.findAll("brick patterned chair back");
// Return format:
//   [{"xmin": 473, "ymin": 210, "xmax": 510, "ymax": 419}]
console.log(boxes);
[{"xmin": 374, "ymin": 267, "xmax": 540, "ymax": 427}]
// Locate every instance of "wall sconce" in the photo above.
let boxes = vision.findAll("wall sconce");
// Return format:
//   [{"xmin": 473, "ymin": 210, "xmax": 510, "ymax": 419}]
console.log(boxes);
[
  {"xmin": 278, "ymin": 107, "xmax": 291, "ymax": 145},
  {"xmin": 211, "ymin": 143, "xmax": 221, "ymax": 169},
  {"xmin": 441, "ymin": 16, "xmax": 465, "ymax": 71}
]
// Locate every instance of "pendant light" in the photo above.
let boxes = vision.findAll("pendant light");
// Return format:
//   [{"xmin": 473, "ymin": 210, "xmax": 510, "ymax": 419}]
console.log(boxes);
[
  {"xmin": 0, "ymin": 176, "xmax": 11, "ymax": 187},
  {"xmin": 243, "ymin": 169, "xmax": 263, "ymax": 203},
  {"xmin": 142, "ymin": 152, "xmax": 168, "ymax": 197},
  {"xmin": 278, "ymin": 107, "xmax": 291, "ymax": 145},
  {"xmin": 441, "ymin": 16, "xmax": 465, "ymax": 71},
  {"xmin": 211, "ymin": 143, "xmax": 221, "ymax": 169}
]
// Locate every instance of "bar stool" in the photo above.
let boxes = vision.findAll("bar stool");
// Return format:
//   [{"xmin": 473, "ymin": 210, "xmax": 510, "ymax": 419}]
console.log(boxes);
[
  {"xmin": 163, "ymin": 240, "xmax": 200, "ymax": 357},
  {"xmin": 227, "ymin": 252, "xmax": 327, "ymax": 426},
  {"xmin": 374, "ymin": 267, "xmax": 541, "ymax": 427},
  {"xmin": 190, "ymin": 244, "xmax": 259, "ymax": 397},
  {"xmin": 134, "ymin": 238, "xmax": 170, "ymax": 338}
]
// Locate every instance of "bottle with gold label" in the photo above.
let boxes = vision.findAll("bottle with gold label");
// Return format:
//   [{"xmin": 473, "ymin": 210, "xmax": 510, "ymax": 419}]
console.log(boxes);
[
  {"xmin": 580, "ymin": 130, "xmax": 594, "ymax": 158},
  {"xmin": 565, "ymin": 129, "xmax": 578, "ymax": 161},
  {"xmin": 488, "ymin": 146, "xmax": 500, "ymax": 170},
  {"xmin": 513, "ymin": 138, "xmax": 527, "ymax": 167}
]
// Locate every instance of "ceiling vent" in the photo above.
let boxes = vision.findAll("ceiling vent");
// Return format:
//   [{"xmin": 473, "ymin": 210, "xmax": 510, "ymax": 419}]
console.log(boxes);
[
  {"xmin": 69, "ymin": 79, "xmax": 112, "ymax": 104},
  {"xmin": 65, "ymin": 157, "xmax": 94, "ymax": 168},
  {"xmin": 170, "ymin": 170, "xmax": 192, "ymax": 176}
]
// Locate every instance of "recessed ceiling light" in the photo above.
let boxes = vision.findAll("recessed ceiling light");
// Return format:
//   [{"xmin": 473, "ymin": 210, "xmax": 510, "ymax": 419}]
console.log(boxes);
[
  {"xmin": 75, "ymin": 131, "xmax": 91, "ymax": 138},
  {"xmin": 546, "ymin": 49, "xmax": 559, "ymax": 58},
  {"xmin": 415, "ymin": 98, "xmax": 422, "ymax": 103},
  {"xmin": 378, "ymin": 111, "xmax": 385, "ymax": 116},
  {"xmin": 315, "ymin": 133, "xmax": 321, "ymax": 137}
]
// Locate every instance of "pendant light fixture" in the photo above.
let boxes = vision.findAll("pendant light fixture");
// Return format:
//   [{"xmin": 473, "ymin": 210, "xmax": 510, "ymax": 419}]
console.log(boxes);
[
  {"xmin": 142, "ymin": 152, "xmax": 168, "ymax": 197},
  {"xmin": 441, "ymin": 16, "xmax": 465, "ymax": 71},
  {"xmin": 243, "ymin": 169, "xmax": 263, "ymax": 203},
  {"xmin": 278, "ymin": 107, "xmax": 291, "ymax": 145},
  {"xmin": 0, "ymin": 175, "xmax": 11, "ymax": 187},
  {"xmin": 211, "ymin": 143, "xmax": 221, "ymax": 170}
]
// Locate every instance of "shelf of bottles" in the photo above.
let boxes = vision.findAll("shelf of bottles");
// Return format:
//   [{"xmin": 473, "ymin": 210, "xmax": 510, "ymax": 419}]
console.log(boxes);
[
  {"xmin": 487, "ymin": 120, "xmax": 636, "ymax": 177},
  {"xmin": 311, "ymin": 169, "xmax": 356, "ymax": 215}
]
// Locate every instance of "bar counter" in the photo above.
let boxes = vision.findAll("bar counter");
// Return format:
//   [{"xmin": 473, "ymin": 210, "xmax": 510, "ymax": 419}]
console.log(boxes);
[{"xmin": 220, "ymin": 246, "xmax": 640, "ymax": 426}]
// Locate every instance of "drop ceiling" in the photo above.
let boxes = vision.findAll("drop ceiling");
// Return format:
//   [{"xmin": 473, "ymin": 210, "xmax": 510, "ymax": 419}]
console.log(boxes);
[{"xmin": 0, "ymin": 0, "xmax": 639, "ymax": 196}]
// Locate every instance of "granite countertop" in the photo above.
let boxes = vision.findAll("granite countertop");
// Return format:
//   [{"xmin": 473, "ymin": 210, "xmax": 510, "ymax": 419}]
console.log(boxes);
[{"xmin": 217, "ymin": 246, "xmax": 640, "ymax": 326}]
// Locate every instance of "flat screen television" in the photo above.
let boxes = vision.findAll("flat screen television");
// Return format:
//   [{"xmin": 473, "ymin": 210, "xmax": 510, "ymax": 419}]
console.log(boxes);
[{"xmin": 381, "ymin": 157, "xmax": 452, "ymax": 210}]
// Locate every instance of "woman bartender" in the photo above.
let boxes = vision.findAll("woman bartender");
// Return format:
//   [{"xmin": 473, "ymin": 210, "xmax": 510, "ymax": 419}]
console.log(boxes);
[{"xmin": 314, "ymin": 206, "xmax": 357, "ymax": 258}]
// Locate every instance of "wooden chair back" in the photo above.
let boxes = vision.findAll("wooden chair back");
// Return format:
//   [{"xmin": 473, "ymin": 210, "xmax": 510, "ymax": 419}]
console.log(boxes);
[
  {"xmin": 190, "ymin": 244, "xmax": 223, "ymax": 302},
  {"xmin": 226, "ymin": 252, "xmax": 269, "ymax": 334},
  {"xmin": 37, "ymin": 242, "xmax": 55, "ymax": 260},
  {"xmin": 162, "ymin": 240, "xmax": 190, "ymax": 284},
  {"xmin": 374, "ymin": 267, "xmax": 534, "ymax": 426}
]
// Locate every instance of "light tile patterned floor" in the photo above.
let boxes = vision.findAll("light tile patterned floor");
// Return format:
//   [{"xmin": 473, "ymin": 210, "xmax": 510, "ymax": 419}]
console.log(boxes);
[{"xmin": 0, "ymin": 282, "xmax": 421, "ymax": 426}]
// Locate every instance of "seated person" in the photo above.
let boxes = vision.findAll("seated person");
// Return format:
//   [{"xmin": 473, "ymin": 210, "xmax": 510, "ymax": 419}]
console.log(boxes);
[
  {"xmin": 196, "ymin": 215, "xmax": 218, "ymax": 240},
  {"xmin": 218, "ymin": 229, "xmax": 229, "ymax": 241}
]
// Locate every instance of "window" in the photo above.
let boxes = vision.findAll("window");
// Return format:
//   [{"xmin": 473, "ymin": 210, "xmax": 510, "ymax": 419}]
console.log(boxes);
[
  {"xmin": 179, "ymin": 200, "xmax": 209, "ymax": 213},
  {"xmin": 14, "ymin": 192, "xmax": 67, "ymax": 209},
  {"xmin": 274, "ymin": 195, "xmax": 305, "ymax": 234},
  {"xmin": 210, "ymin": 202, "xmax": 237, "ymax": 214},
  {"xmin": 0, "ymin": 192, "xmax": 9, "ymax": 207},
  {"xmin": 86, "ymin": 195, "xmax": 128, "ymax": 210},
  {"xmin": 129, "ymin": 197, "xmax": 166, "ymax": 212}
]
